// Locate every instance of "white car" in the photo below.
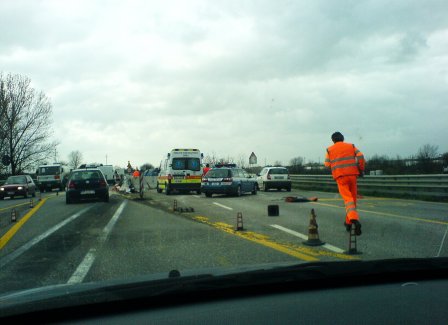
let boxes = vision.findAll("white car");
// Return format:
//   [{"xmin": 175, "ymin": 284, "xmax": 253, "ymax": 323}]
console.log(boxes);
[{"xmin": 256, "ymin": 167, "xmax": 291, "ymax": 192}]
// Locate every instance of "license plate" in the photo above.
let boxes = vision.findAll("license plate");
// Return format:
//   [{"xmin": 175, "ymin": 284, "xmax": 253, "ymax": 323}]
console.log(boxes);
[
  {"xmin": 81, "ymin": 190, "xmax": 95, "ymax": 195},
  {"xmin": 7, "ymin": 192, "xmax": 14, "ymax": 195},
  {"xmin": 274, "ymin": 176, "xmax": 283, "ymax": 179},
  {"xmin": 212, "ymin": 182, "xmax": 220, "ymax": 186}
]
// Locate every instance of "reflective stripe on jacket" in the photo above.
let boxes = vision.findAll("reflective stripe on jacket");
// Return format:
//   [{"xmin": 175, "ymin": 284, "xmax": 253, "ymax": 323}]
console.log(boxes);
[{"xmin": 324, "ymin": 142, "xmax": 365, "ymax": 180}]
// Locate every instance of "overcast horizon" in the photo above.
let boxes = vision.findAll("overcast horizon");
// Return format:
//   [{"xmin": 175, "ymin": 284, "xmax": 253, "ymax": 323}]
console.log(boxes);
[{"xmin": 1, "ymin": 0, "xmax": 447, "ymax": 169}]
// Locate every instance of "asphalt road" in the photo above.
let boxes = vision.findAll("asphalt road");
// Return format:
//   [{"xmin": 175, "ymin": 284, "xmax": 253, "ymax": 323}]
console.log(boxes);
[{"xmin": 0, "ymin": 186, "xmax": 447, "ymax": 295}]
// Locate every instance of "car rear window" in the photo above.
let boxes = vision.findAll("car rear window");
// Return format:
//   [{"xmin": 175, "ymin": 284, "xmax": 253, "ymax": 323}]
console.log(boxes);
[
  {"xmin": 268, "ymin": 168, "xmax": 288, "ymax": 175},
  {"xmin": 172, "ymin": 158, "xmax": 201, "ymax": 171},
  {"xmin": 205, "ymin": 169, "xmax": 230, "ymax": 178},
  {"xmin": 72, "ymin": 171, "xmax": 102, "ymax": 180}
]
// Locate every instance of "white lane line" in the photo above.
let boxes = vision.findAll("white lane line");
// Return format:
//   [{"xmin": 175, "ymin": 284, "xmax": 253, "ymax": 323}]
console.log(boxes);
[
  {"xmin": 436, "ymin": 224, "xmax": 448, "ymax": 257},
  {"xmin": 193, "ymin": 195, "xmax": 201, "ymax": 198},
  {"xmin": 67, "ymin": 249, "xmax": 96, "ymax": 284},
  {"xmin": 213, "ymin": 202, "xmax": 233, "ymax": 210},
  {"xmin": 0, "ymin": 206, "xmax": 94, "ymax": 268},
  {"xmin": 270, "ymin": 224, "xmax": 345, "ymax": 254},
  {"xmin": 101, "ymin": 200, "xmax": 127, "ymax": 241},
  {"xmin": 67, "ymin": 200, "xmax": 127, "ymax": 284}
]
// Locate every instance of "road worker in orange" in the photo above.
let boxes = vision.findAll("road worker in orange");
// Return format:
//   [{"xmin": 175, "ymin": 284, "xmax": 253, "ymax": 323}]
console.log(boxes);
[
  {"xmin": 133, "ymin": 168, "xmax": 140, "ymax": 178},
  {"xmin": 324, "ymin": 132, "xmax": 365, "ymax": 235}
]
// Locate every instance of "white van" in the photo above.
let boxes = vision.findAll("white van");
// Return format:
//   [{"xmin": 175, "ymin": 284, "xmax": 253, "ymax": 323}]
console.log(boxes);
[
  {"xmin": 97, "ymin": 165, "xmax": 115, "ymax": 184},
  {"xmin": 157, "ymin": 149, "xmax": 203, "ymax": 195},
  {"xmin": 36, "ymin": 163, "xmax": 70, "ymax": 192},
  {"xmin": 79, "ymin": 163, "xmax": 115, "ymax": 184}
]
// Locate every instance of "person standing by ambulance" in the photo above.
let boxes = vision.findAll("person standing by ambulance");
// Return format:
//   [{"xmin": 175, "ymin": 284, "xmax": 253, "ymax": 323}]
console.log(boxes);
[{"xmin": 324, "ymin": 132, "xmax": 365, "ymax": 235}]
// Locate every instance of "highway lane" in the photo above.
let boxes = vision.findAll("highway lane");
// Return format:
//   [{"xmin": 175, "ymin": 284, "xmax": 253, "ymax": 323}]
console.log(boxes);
[
  {"xmin": 0, "ymin": 187, "xmax": 447, "ymax": 295},
  {"xmin": 0, "ymin": 191, "xmax": 299, "ymax": 294},
  {"xmin": 144, "ymin": 188, "xmax": 448, "ymax": 259}
]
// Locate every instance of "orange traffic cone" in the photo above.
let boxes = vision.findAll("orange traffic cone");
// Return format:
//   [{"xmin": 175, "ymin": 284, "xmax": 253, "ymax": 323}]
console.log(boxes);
[{"xmin": 303, "ymin": 209, "xmax": 325, "ymax": 246}]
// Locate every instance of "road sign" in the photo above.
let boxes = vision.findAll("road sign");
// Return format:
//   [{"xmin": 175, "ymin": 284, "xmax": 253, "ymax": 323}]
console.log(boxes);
[{"xmin": 249, "ymin": 152, "xmax": 257, "ymax": 165}]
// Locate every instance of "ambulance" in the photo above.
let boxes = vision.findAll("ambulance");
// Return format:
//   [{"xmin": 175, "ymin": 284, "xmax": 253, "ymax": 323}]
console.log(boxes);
[{"xmin": 157, "ymin": 149, "xmax": 203, "ymax": 195}]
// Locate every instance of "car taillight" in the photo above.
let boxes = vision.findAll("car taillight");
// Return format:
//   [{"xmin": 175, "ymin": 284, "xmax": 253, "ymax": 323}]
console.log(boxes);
[
  {"xmin": 99, "ymin": 179, "xmax": 107, "ymax": 187},
  {"xmin": 54, "ymin": 175, "xmax": 60, "ymax": 180},
  {"xmin": 267, "ymin": 174, "xmax": 271, "ymax": 180},
  {"xmin": 223, "ymin": 178, "xmax": 233, "ymax": 182},
  {"xmin": 68, "ymin": 181, "xmax": 76, "ymax": 189}
]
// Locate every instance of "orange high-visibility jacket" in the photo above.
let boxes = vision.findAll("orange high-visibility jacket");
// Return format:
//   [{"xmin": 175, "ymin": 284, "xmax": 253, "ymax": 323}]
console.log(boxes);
[{"xmin": 324, "ymin": 142, "xmax": 365, "ymax": 180}]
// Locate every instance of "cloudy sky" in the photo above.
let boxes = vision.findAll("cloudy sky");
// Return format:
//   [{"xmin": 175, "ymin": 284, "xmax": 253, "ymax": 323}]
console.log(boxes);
[{"xmin": 1, "ymin": 0, "xmax": 447, "ymax": 168}]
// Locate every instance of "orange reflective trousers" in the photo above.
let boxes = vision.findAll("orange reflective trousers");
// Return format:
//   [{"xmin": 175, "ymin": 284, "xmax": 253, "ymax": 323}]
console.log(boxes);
[{"xmin": 336, "ymin": 175, "xmax": 359, "ymax": 224}]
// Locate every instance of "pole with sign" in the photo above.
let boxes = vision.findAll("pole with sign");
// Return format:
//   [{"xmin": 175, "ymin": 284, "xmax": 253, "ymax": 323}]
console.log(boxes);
[{"xmin": 249, "ymin": 152, "xmax": 257, "ymax": 166}]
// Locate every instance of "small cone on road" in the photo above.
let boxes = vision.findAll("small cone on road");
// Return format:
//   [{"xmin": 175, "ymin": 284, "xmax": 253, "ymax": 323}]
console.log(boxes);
[
  {"xmin": 29, "ymin": 199, "xmax": 34, "ymax": 208},
  {"xmin": 173, "ymin": 199, "xmax": 178, "ymax": 212},
  {"xmin": 11, "ymin": 209, "xmax": 17, "ymax": 222},
  {"xmin": 303, "ymin": 209, "xmax": 325, "ymax": 246},
  {"xmin": 345, "ymin": 226, "xmax": 362, "ymax": 255},
  {"xmin": 236, "ymin": 212, "xmax": 244, "ymax": 231}
]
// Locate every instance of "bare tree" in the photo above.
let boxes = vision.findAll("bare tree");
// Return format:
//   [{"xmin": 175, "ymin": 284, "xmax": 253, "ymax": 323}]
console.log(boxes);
[
  {"xmin": 68, "ymin": 150, "xmax": 83, "ymax": 169},
  {"xmin": 289, "ymin": 156, "xmax": 304, "ymax": 174},
  {"xmin": 237, "ymin": 153, "xmax": 247, "ymax": 168},
  {"xmin": 0, "ymin": 73, "xmax": 56, "ymax": 174},
  {"xmin": 416, "ymin": 144, "xmax": 440, "ymax": 173},
  {"xmin": 417, "ymin": 144, "xmax": 439, "ymax": 160}
]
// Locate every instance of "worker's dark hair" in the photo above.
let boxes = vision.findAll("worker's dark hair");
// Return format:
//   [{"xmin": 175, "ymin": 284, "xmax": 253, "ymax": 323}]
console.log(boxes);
[{"xmin": 331, "ymin": 131, "xmax": 344, "ymax": 142}]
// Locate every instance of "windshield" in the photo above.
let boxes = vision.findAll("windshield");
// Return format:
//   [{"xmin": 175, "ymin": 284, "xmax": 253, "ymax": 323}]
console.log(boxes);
[
  {"xmin": 4, "ymin": 176, "xmax": 27, "ymax": 184},
  {"xmin": 0, "ymin": 0, "xmax": 447, "ymax": 316}
]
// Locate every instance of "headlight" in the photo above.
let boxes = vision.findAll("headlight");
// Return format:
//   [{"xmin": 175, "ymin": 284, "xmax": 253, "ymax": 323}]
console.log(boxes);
[
  {"xmin": 0, "ymin": 188, "xmax": 4, "ymax": 191},
  {"xmin": 18, "ymin": 186, "xmax": 23, "ymax": 190}
]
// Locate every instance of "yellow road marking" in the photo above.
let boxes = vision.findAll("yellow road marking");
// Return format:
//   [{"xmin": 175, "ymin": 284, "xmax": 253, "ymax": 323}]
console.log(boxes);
[
  {"xmin": 0, "ymin": 198, "xmax": 48, "ymax": 250},
  {"xmin": 312, "ymin": 202, "xmax": 448, "ymax": 225},
  {"xmin": 192, "ymin": 216, "xmax": 357, "ymax": 261},
  {"xmin": 0, "ymin": 202, "xmax": 30, "ymax": 212}
]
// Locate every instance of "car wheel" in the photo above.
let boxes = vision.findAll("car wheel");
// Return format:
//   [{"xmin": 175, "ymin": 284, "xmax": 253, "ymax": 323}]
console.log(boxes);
[
  {"xmin": 196, "ymin": 189, "xmax": 201, "ymax": 195},
  {"xmin": 205, "ymin": 192, "xmax": 212, "ymax": 198},
  {"xmin": 263, "ymin": 182, "xmax": 268, "ymax": 192},
  {"xmin": 287, "ymin": 187, "xmax": 291, "ymax": 192},
  {"xmin": 252, "ymin": 184, "xmax": 257, "ymax": 195},
  {"xmin": 236, "ymin": 185, "xmax": 242, "ymax": 197},
  {"xmin": 104, "ymin": 194, "xmax": 109, "ymax": 202},
  {"xmin": 165, "ymin": 183, "xmax": 171, "ymax": 195},
  {"xmin": 156, "ymin": 183, "xmax": 162, "ymax": 193}
]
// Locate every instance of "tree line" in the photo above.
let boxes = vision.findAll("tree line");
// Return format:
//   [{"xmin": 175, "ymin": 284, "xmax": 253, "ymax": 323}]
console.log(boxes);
[{"xmin": 289, "ymin": 144, "xmax": 448, "ymax": 175}]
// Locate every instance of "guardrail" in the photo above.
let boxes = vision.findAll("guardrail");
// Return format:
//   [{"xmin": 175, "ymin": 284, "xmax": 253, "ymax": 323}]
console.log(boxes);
[{"xmin": 290, "ymin": 174, "xmax": 448, "ymax": 202}]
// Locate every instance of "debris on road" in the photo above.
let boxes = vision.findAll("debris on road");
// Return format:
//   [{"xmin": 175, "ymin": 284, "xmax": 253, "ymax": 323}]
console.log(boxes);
[{"xmin": 284, "ymin": 196, "xmax": 318, "ymax": 203}]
